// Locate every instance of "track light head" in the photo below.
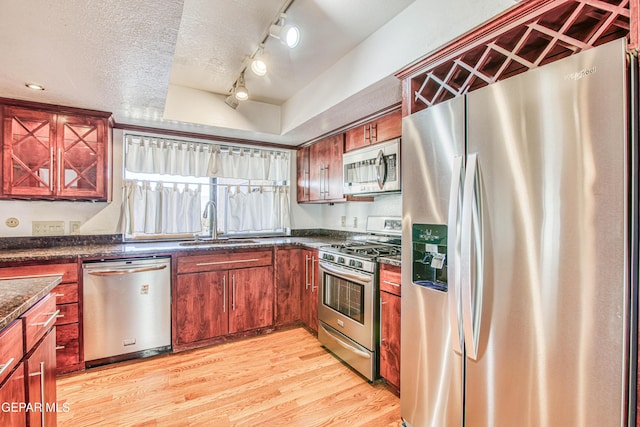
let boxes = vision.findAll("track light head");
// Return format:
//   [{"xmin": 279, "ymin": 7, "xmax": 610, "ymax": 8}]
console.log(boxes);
[
  {"xmin": 269, "ymin": 14, "xmax": 300, "ymax": 48},
  {"xmin": 234, "ymin": 72, "xmax": 249, "ymax": 101}
]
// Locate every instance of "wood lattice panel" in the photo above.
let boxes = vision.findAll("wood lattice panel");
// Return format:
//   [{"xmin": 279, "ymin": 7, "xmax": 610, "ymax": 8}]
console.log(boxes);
[{"xmin": 399, "ymin": 0, "xmax": 632, "ymax": 114}]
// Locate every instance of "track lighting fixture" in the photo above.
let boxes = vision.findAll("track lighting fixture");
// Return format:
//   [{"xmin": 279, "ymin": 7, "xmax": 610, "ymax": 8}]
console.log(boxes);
[
  {"xmin": 234, "ymin": 72, "xmax": 249, "ymax": 101},
  {"xmin": 224, "ymin": 0, "xmax": 299, "ymax": 108},
  {"xmin": 269, "ymin": 13, "xmax": 300, "ymax": 48}
]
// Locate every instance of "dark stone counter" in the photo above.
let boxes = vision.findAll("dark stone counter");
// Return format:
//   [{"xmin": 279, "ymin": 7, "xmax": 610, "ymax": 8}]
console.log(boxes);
[{"xmin": 0, "ymin": 275, "xmax": 62, "ymax": 330}]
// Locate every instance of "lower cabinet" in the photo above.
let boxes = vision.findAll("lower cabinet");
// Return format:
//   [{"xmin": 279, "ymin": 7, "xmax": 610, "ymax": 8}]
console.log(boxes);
[
  {"xmin": 379, "ymin": 263, "xmax": 401, "ymax": 391},
  {"xmin": 26, "ymin": 330, "xmax": 57, "ymax": 427},
  {"xmin": 0, "ymin": 291, "xmax": 57, "ymax": 427},
  {"xmin": 0, "ymin": 261, "xmax": 82, "ymax": 375},
  {"xmin": 0, "ymin": 362, "xmax": 25, "ymax": 427},
  {"xmin": 174, "ymin": 250, "xmax": 274, "ymax": 349},
  {"xmin": 300, "ymin": 249, "xmax": 319, "ymax": 333},
  {"xmin": 274, "ymin": 247, "xmax": 302, "ymax": 327}
]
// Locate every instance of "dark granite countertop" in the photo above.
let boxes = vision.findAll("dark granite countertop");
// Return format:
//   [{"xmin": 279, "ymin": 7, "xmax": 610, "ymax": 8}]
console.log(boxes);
[
  {"xmin": 0, "ymin": 275, "xmax": 62, "ymax": 330},
  {"xmin": 0, "ymin": 236, "xmax": 349, "ymax": 264},
  {"xmin": 379, "ymin": 255, "xmax": 402, "ymax": 268}
]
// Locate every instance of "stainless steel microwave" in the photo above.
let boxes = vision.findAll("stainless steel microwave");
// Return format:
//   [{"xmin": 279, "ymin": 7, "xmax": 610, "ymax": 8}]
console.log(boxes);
[{"xmin": 343, "ymin": 138, "xmax": 401, "ymax": 195}]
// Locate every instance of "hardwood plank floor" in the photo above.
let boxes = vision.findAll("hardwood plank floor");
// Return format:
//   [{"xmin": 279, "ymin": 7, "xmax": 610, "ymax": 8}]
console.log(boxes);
[{"xmin": 57, "ymin": 328, "xmax": 402, "ymax": 426}]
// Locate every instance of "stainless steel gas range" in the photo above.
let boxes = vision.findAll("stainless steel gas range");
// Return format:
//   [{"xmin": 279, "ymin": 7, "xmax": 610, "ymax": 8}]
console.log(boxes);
[{"xmin": 317, "ymin": 216, "xmax": 401, "ymax": 381}]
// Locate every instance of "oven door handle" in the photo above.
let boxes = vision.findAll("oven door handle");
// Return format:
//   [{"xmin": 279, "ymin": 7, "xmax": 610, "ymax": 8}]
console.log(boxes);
[
  {"xmin": 320, "ymin": 324, "xmax": 371, "ymax": 359},
  {"xmin": 318, "ymin": 262, "xmax": 373, "ymax": 284}
]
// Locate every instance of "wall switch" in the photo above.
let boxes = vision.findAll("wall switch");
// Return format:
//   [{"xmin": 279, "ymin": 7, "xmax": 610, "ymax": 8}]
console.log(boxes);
[
  {"xmin": 32, "ymin": 221, "xmax": 65, "ymax": 236},
  {"xmin": 340, "ymin": 216, "xmax": 346, "ymax": 227},
  {"xmin": 69, "ymin": 221, "xmax": 81, "ymax": 234}
]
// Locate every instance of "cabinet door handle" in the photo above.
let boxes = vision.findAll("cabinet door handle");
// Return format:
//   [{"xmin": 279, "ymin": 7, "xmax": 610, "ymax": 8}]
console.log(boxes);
[
  {"xmin": 58, "ymin": 147, "xmax": 62, "ymax": 192},
  {"xmin": 304, "ymin": 170, "xmax": 309, "ymax": 198},
  {"xmin": 196, "ymin": 258, "xmax": 259, "ymax": 267},
  {"xmin": 56, "ymin": 345, "xmax": 65, "ymax": 350},
  {"xmin": 305, "ymin": 255, "xmax": 310, "ymax": 290},
  {"xmin": 371, "ymin": 123, "xmax": 377, "ymax": 142},
  {"xmin": 311, "ymin": 257, "xmax": 317, "ymax": 291},
  {"xmin": 382, "ymin": 280, "xmax": 401, "ymax": 288},
  {"xmin": 0, "ymin": 357, "xmax": 14, "ymax": 376},
  {"xmin": 232, "ymin": 274, "xmax": 236, "ymax": 311},
  {"xmin": 40, "ymin": 361, "xmax": 46, "ymax": 427},
  {"xmin": 49, "ymin": 148, "xmax": 54, "ymax": 192},
  {"xmin": 223, "ymin": 275, "xmax": 227, "ymax": 313},
  {"xmin": 380, "ymin": 299, "xmax": 387, "ymax": 344},
  {"xmin": 33, "ymin": 310, "xmax": 61, "ymax": 328},
  {"xmin": 363, "ymin": 124, "xmax": 368, "ymax": 143}
]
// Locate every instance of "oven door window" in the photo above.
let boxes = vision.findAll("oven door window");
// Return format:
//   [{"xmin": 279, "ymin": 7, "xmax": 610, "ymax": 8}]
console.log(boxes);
[{"xmin": 323, "ymin": 272, "xmax": 365, "ymax": 324}]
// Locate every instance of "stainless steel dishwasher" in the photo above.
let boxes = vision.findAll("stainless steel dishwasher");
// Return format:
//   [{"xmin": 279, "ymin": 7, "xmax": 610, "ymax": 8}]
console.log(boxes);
[{"xmin": 83, "ymin": 257, "xmax": 171, "ymax": 367}]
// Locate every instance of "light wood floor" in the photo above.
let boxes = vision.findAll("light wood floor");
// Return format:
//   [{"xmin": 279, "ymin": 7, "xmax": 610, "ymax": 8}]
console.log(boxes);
[{"xmin": 57, "ymin": 328, "xmax": 401, "ymax": 426}]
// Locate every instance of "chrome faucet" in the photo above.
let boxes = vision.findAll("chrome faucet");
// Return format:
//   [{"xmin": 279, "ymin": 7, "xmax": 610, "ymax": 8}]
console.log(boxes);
[{"xmin": 202, "ymin": 199, "xmax": 218, "ymax": 240}]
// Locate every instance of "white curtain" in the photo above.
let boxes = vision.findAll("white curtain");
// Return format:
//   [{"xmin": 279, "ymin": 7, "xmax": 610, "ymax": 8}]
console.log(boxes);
[
  {"xmin": 125, "ymin": 135, "xmax": 290, "ymax": 180},
  {"xmin": 123, "ymin": 180, "xmax": 202, "ymax": 235},
  {"xmin": 226, "ymin": 186, "xmax": 291, "ymax": 233}
]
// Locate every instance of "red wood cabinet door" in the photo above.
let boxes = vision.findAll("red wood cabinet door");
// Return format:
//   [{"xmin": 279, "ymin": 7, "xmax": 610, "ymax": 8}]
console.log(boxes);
[
  {"xmin": 300, "ymin": 249, "xmax": 319, "ymax": 333},
  {"xmin": 228, "ymin": 266, "xmax": 274, "ymax": 334},
  {"xmin": 175, "ymin": 271, "xmax": 228, "ymax": 344},
  {"xmin": 274, "ymin": 248, "xmax": 302, "ymax": 326},
  {"xmin": 345, "ymin": 110, "xmax": 402, "ymax": 152},
  {"xmin": 324, "ymin": 134, "xmax": 344, "ymax": 201},
  {"xmin": 56, "ymin": 114, "xmax": 107, "ymax": 200},
  {"xmin": 373, "ymin": 109, "xmax": 402, "ymax": 144},
  {"xmin": 296, "ymin": 146, "xmax": 310, "ymax": 202},
  {"xmin": 26, "ymin": 329, "xmax": 57, "ymax": 427},
  {"xmin": 0, "ymin": 362, "xmax": 26, "ymax": 427},
  {"xmin": 308, "ymin": 140, "xmax": 325, "ymax": 201},
  {"xmin": 2, "ymin": 107, "xmax": 56, "ymax": 197},
  {"xmin": 380, "ymin": 291, "xmax": 401, "ymax": 389}
]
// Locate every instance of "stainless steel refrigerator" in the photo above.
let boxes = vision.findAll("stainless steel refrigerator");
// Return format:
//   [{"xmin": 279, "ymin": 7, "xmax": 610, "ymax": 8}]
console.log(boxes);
[{"xmin": 401, "ymin": 37, "xmax": 637, "ymax": 426}]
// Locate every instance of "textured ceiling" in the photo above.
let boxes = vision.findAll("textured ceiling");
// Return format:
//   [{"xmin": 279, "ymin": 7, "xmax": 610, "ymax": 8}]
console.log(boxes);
[{"xmin": 0, "ymin": 0, "xmax": 414, "ymax": 145}]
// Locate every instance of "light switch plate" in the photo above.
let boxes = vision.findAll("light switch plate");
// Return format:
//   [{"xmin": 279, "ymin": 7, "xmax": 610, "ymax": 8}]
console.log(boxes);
[{"xmin": 32, "ymin": 221, "xmax": 65, "ymax": 236}]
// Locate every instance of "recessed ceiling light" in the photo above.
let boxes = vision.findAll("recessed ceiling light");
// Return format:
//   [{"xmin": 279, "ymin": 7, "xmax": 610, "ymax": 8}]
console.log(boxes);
[{"xmin": 25, "ymin": 83, "xmax": 45, "ymax": 91}]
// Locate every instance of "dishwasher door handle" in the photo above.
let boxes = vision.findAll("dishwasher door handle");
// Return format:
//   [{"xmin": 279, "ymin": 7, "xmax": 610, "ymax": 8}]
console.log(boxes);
[{"xmin": 87, "ymin": 265, "xmax": 168, "ymax": 276}]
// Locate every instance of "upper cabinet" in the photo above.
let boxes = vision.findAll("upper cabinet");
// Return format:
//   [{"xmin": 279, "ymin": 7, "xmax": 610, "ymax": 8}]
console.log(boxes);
[
  {"xmin": 298, "ymin": 134, "xmax": 345, "ymax": 203},
  {"xmin": 1, "ymin": 101, "xmax": 111, "ymax": 201},
  {"xmin": 345, "ymin": 109, "xmax": 401, "ymax": 152}
]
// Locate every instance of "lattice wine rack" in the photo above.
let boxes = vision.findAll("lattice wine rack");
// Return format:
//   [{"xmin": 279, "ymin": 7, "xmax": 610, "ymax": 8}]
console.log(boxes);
[{"xmin": 397, "ymin": 0, "xmax": 634, "ymax": 114}]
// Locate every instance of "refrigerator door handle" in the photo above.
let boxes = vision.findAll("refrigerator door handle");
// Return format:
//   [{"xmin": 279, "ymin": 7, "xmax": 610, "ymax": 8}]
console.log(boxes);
[
  {"xmin": 447, "ymin": 155, "xmax": 464, "ymax": 354},
  {"xmin": 461, "ymin": 152, "xmax": 484, "ymax": 361}
]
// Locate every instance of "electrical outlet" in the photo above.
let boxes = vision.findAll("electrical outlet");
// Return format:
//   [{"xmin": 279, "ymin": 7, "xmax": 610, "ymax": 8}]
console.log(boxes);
[
  {"xmin": 5, "ymin": 217, "xmax": 19, "ymax": 228},
  {"xmin": 32, "ymin": 221, "xmax": 65, "ymax": 236},
  {"xmin": 69, "ymin": 221, "xmax": 81, "ymax": 234}
]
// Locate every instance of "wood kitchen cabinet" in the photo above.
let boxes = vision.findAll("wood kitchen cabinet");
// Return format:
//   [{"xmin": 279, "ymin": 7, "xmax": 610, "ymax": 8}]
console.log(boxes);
[
  {"xmin": 274, "ymin": 247, "xmax": 303, "ymax": 326},
  {"xmin": 379, "ymin": 263, "xmax": 401, "ymax": 392},
  {"xmin": 297, "ymin": 134, "xmax": 345, "ymax": 203},
  {"xmin": 0, "ymin": 361, "xmax": 26, "ymax": 427},
  {"xmin": 174, "ymin": 250, "xmax": 274, "ymax": 350},
  {"xmin": 0, "ymin": 261, "xmax": 82, "ymax": 375},
  {"xmin": 296, "ymin": 146, "xmax": 310, "ymax": 203},
  {"xmin": 26, "ymin": 329, "xmax": 57, "ymax": 427},
  {"xmin": 300, "ymin": 248, "xmax": 319, "ymax": 333},
  {"xmin": 345, "ymin": 109, "xmax": 402, "ymax": 152},
  {"xmin": 1, "ymin": 103, "xmax": 111, "ymax": 201}
]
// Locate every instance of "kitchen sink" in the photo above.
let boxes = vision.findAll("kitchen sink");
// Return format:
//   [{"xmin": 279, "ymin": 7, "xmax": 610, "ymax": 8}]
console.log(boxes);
[{"xmin": 178, "ymin": 238, "xmax": 256, "ymax": 246}]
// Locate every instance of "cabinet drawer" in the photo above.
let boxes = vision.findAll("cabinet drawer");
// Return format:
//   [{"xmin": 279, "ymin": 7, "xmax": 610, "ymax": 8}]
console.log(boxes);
[
  {"xmin": 56, "ymin": 324, "xmax": 80, "ymax": 367},
  {"xmin": 0, "ymin": 262, "xmax": 78, "ymax": 284},
  {"xmin": 380, "ymin": 264, "xmax": 401, "ymax": 296},
  {"xmin": 53, "ymin": 283, "xmax": 78, "ymax": 304},
  {"xmin": 177, "ymin": 250, "xmax": 273, "ymax": 273},
  {"xmin": 55, "ymin": 303, "xmax": 78, "ymax": 325},
  {"xmin": 0, "ymin": 320, "xmax": 23, "ymax": 384},
  {"xmin": 22, "ymin": 293, "xmax": 58, "ymax": 352}
]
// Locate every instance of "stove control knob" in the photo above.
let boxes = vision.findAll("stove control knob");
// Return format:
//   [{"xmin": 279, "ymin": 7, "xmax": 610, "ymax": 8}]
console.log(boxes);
[
  {"xmin": 349, "ymin": 260, "xmax": 363, "ymax": 268},
  {"xmin": 337, "ymin": 257, "xmax": 345, "ymax": 264}
]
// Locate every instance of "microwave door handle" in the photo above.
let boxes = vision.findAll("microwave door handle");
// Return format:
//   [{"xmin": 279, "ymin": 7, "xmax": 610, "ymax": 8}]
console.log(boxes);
[{"xmin": 375, "ymin": 149, "xmax": 387, "ymax": 189}]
